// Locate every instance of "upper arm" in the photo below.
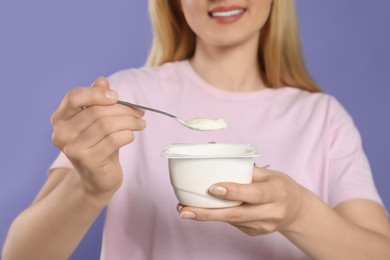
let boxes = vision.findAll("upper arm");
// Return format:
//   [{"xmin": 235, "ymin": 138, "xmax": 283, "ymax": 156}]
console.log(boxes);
[
  {"xmin": 31, "ymin": 168, "xmax": 72, "ymax": 205},
  {"xmin": 335, "ymin": 199, "xmax": 390, "ymax": 239}
]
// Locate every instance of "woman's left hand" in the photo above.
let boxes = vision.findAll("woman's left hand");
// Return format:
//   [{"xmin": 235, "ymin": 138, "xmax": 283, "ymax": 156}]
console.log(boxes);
[{"xmin": 177, "ymin": 167, "xmax": 309, "ymax": 236}]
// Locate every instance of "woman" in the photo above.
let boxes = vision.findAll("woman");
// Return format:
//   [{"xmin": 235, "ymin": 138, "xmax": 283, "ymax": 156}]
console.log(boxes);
[{"xmin": 3, "ymin": 0, "xmax": 390, "ymax": 259}]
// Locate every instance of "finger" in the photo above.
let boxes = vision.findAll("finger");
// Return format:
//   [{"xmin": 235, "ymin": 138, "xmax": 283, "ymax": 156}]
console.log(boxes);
[
  {"xmin": 52, "ymin": 103, "xmax": 146, "ymax": 150},
  {"xmin": 70, "ymin": 115, "xmax": 146, "ymax": 151},
  {"xmin": 178, "ymin": 203, "xmax": 281, "ymax": 224},
  {"xmin": 51, "ymin": 77, "xmax": 118, "ymax": 123},
  {"xmin": 208, "ymin": 169, "xmax": 276, "ymax": 205},
  {"xmin": 86, "ymin": 129, "xmax": 137, "ymax": 163},
  {"xmin": 64, "ymin": 103, "xmax": 145, "ymax": 134},
  {"xmin": 64, "ymin": 126, "xmax": 137, "ymax": 164},
  {"xmin": 91, "ymin": 77, "xmax": 110, "ymax": 90}
]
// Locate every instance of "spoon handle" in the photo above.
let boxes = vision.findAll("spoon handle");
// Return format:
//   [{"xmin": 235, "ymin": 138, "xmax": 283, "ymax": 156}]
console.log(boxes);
[{"xmin": 117, "ymin": 100, "xmax": 177, "ymax": 119}]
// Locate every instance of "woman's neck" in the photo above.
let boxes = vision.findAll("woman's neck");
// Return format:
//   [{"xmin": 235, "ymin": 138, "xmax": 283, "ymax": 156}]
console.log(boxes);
[{"xmin": 189, "ymin": 37, "xmax": 267, "ymax": 92}]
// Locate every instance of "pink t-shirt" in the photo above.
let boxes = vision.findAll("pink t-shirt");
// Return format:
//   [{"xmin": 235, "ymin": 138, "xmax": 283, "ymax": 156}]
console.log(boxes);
[{"xmin": 50, "ymin": 60, "xmax": 383, "ymax": 259}]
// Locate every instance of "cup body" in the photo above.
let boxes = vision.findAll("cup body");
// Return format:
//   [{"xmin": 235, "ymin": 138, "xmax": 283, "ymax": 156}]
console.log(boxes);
[{"xmin": 161, "ymin": 143, "xmax": 260, "ymax": 208}]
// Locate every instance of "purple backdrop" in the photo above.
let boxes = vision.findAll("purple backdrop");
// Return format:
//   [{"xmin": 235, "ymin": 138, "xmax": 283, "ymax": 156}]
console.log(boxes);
[{"xmin": 1, "ymin": 1, "xmax": 389, "ymax": 259}]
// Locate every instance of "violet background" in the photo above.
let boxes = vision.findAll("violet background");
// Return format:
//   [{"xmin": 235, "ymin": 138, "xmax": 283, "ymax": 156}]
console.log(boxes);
[{"xmin": 1, "ymin": 1, "xmax": 389, "ymax": 259}]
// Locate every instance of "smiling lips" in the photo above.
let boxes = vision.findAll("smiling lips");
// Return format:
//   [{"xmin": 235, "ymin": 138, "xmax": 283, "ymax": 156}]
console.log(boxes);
[{"xmin": 208, "ymin": 6, "xmax": 247, "ymax": 24}]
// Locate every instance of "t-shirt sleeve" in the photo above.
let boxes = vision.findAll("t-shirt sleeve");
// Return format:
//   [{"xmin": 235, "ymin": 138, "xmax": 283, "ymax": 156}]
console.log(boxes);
[{"xmin": 327, "ymin": 96, "xmax": 383, "ymax": 208}]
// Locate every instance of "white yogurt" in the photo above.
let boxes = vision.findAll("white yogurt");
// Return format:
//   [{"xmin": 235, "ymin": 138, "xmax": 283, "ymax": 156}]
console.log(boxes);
[{"xmin": 183, "ymin": 118, "xmax": 228, "ymax": 131}]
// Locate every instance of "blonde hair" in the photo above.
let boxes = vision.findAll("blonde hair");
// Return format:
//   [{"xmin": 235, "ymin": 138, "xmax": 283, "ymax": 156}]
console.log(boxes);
[{"xmin": 146, "ymin": 0, "xmax": 321, "ymax": 93}]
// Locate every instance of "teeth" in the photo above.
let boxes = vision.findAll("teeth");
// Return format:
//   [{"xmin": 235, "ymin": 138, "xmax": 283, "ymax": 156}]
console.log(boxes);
[{"xmin": 210, "ymin": 9, "xmax": 245, "ymax": 17}]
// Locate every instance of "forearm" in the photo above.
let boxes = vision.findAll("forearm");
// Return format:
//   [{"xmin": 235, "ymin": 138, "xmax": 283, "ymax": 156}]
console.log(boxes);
[
  {"xmin": 2, "ymin": 171, "xmax": 112, "ymax": 260},
  {"xmin": 281, "ymin": 189, "xmax": 390, "ymax": 260}
]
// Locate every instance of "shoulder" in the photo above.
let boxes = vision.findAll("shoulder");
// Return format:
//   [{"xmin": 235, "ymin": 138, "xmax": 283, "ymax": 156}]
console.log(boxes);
[
  {"xmin": 274, "ymin": 87, "xmax": 354, "ymax": 127},
  {"xmin": 273, "ymin": 87, "xmax": 336, "ymax": 111}
]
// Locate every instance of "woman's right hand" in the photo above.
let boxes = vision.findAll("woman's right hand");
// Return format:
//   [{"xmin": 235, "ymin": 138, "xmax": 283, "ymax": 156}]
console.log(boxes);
[{"xmin": 50, "ymin": 77, "xmax": 146, "ymax": 197}]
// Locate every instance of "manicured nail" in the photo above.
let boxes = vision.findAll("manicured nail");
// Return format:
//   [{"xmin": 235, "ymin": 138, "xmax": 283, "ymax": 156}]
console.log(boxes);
[
  {"xmin": 104, "ymin": 90, "xmax": 118, "ymax": 100},
  {"xmin": 180, "ymin": 211, "xmax": 196, "ymax": 219},
  {"xmin": 137, "ymin": 118, "xmax": 146, "ymax": 127},
  {"xmin": 209, "ymin": 185, "xmax": 227, "ymax": 197}
]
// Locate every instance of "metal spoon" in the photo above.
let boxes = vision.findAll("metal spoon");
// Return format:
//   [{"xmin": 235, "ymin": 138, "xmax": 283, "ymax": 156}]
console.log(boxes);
[{"xmin": 117, "ymin": 100, "xmax": 227, "ymax": 131}]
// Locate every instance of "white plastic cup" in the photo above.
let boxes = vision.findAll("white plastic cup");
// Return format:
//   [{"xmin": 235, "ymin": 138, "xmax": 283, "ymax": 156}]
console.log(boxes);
[{"xmin": 161, "ymin": 143, "xmax": 260, "ymax": 208}]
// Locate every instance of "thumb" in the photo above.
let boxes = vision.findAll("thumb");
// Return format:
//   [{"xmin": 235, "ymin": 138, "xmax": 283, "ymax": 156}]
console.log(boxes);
[
  {"xmin": 91, "ymin": 76, "xmax": 118, "ymax": 101},
  {"xmin": 91, "ymin": 76, "xmax": 110, "ymax": 89}
]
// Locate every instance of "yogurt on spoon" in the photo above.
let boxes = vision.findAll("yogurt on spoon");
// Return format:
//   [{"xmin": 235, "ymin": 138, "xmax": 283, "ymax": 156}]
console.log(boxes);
[{"xmin": 181, "ymin": 118, "xmax": 228, "ymax": 131}]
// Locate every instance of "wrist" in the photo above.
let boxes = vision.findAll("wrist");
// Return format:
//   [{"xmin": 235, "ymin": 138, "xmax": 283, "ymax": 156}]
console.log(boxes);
[
  {"xmin": 68, "ymin": 170, "xmax": 117, "ymax": 208},
  {"xmin": 280, "ymin": 187, "xmax": 329, "ymax": 235}
]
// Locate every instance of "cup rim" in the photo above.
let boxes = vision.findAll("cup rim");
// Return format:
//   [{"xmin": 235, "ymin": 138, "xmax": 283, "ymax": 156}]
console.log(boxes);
[{"xmin": 161, "ymin": 143, "xmax": 260, "ymax": 159}]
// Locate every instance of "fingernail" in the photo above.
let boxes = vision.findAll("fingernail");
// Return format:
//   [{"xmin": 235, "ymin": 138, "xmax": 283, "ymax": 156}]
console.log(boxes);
[
  {"xmin": 176, "ymin": 205, "xmax": 183, "ymax": 212},
  {"xmin": 104, "ymin": 90, "xmax": 118, "ymax": 100},
  {"xmin": 137, "ymin": 118, "xmax": 146, "ymax": 127},
  {"xmin": 180, "ymin": 211, "xmax": 196, "ymax": 219},
  {"xmin": 209, "ymin": 185, "xmax": 227, "ymax": 197}
]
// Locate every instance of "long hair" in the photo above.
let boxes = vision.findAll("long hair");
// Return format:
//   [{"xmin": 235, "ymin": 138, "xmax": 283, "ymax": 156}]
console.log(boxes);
[{"xmin": 146, "ymin": 0, "xmax": 321, "ymax": 93}]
